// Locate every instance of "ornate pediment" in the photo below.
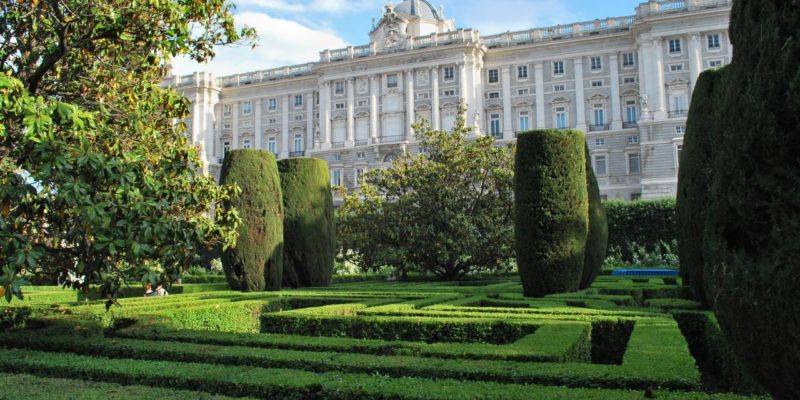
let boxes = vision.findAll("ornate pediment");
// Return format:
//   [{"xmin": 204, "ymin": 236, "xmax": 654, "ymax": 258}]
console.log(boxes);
[{"xmin": 551, "ymin": 96, "xmax": 570, "ymax": 104}]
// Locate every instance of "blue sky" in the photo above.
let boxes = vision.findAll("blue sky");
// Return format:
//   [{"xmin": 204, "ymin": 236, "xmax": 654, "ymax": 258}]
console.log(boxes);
[{"xmin": 173, "ymin": 0, "xmax": 643, "ymax": 76}]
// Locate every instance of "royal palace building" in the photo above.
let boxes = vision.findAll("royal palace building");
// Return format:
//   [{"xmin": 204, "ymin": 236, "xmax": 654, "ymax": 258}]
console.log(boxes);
[{"xmin": 167, "ymin": 0, "xmax": 732, "ymax": 201}]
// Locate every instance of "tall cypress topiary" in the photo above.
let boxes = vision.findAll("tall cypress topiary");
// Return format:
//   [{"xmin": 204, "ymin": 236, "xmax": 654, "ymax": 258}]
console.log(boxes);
[
  {"xmin": 702, "ymin": 1, "xmax": 800, "ymax": 398},
  {"xmin": 220, "ymin": 150, "xmax": 284, "ymax": 292},
  {"xmin": 278, "ymin": 158, "xmax": 335, "ymax": 288},
  {"xmin": 515, "ymin": 129, "xmax": 589, "ymax": 297},
  {"xmin": 676, "ymin": 68, "xmax": 726, "ymax": 305},
  {"xmin": 580, "ymin": 145, "xmax": 608, "ymax": 290}
]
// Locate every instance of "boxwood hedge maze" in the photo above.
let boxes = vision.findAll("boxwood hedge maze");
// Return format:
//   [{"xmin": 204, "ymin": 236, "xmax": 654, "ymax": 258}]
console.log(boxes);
[{"xmin": 0, "ymin": 278, "xmax": 768, "ymax": 399}]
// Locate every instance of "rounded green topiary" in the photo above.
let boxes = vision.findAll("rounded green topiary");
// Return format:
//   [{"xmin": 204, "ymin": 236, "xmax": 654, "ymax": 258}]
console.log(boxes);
[
  {"xmin": 514, "ymin": 129, "xmax": 589, "ymax": 297},
  {"xmin": 676, "ymin": 68, "xmax": 726, "ymax": 305},
  {"xmin": 278, "ymin": 158, "xmax": 336, "ymax": 288},
  {"xmin": 702, "ymin": 1, "xmax": 800, "ymax": 398},
  {"xmin": 220, "ymin": 150, "xmax": 284, "ymax": 292},
  {"xmin": 580, "ymin": 145, "xmax": 608, "ymax": 290}
]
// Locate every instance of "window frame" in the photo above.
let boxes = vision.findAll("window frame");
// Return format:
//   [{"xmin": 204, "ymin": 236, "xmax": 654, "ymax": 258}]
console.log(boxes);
[
  {"xmin": 488, "ymin": 69, "xmax": 499, "ymax": 84},
  {"xmin": 553, "ymin": 60, "xmax": 565, "ymax": 76},
  {"xmin": 517, "ymin": 65, "xmax": 529, "ymax": 80},
  {"xmin": 669, "ymin": 38, "xmax": 683, "ymax": 55},
  {"xmin": 590, "ymin": 56, "xmax": 603, "ymax": 72}
]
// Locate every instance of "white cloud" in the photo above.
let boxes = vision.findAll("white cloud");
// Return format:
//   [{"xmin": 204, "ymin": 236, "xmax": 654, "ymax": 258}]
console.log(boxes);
[
  {"xmin": 171, "ymin": 11, "xmax": 348, "ymax": 77},
  {"xmin": 449, "ymin": 0, "xmax": 580, "ymax": 35},
  {"xmin": 236, "ymin": 0, "xmax": 379, "ymax": 13}
]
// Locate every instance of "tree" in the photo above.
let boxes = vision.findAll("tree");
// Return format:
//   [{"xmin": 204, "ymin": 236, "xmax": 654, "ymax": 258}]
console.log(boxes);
[
  {"xmin": 701, "ymin": 1, "xmax": 800, "ymax": 398},
  {"xmin": 580, "ymin": 145, "xmax": 608, "ymax": 290},
  {"xmin": 0, "ymin": 0, "xmax": 255, "ymax": 302},
  {"xmin": 337, "ymin": 103, "xmax": 515, "ymax": 280},
  {"xmin": 515, "ymin": 129, "xmax": 588, "ymax": 297},
  {"xmin": 220, "ymin": 150, "xmax": 283, "ymax": 292},
  {"xmin": 278, "ymin": 158, "xmax": 335, "ymax": 288}
]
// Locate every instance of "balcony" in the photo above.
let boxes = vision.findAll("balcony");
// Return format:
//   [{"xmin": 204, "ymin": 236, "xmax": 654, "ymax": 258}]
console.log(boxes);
[
  {"xmin": 332, "ymin": 142, "xmax": 346, "ymax": 149},
  {"xmin": 378, "ymin": 135, "xmax": 405, "ymax": 144},
  {"xmin": 289, "ymin": 151, "xmax": 305, "ymax": 158},
  {"xmin": 623, "ymin": 121, "xmax": 639, "ymax": 129},
  {"xmin": 589, "ymin": 124, "xmax": 610, "ymax": 132},
  {"xmin": 490, "ymin": 132, "xmax": 503, "ymax": 140},
  {"xmin": 669, "ymin": 110, "xmax": 689, "ymax": 118},
  {"xmin": 354, "ymin": 139, "xmax": 369, "ymax": 147}
]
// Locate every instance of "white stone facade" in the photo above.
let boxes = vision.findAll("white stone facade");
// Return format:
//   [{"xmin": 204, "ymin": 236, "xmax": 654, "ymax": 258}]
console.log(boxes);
[{"xmin": 169, "ymin": 0, "xmax": 732, "ymax": 201}]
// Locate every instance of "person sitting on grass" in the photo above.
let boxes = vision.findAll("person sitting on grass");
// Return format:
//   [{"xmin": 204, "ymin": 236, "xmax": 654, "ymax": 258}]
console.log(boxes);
[
  {"xmin": 155, "ymin": 284, "xmax": 169, "ymax": 297},
  {"xmin": 143, "ymin": 283, "xmax": 156, "ymax": 297}
]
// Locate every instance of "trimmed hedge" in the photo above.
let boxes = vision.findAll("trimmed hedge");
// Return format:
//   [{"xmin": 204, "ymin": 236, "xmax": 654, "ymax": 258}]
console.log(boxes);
[
  {"xmin": 220, "ymin": 150, "xmax": 284, "ymax": 292},
  {"xmin": 515, "ymin": 130, "xmax": 589, "ymax": 297},
  {"xmin": 278, "ymin": 158, "xmax": 335, "ymax": 288},
  {"xmin": 700, "ymin": 0, "xmax": 800, "ymax": 398},
  {"xmin": 581, "ymin": 145, "xmax": 608, "ymax": 290},
  {"xmin": 604, "ymin": 198, "xmax": 676, "ymax": 261}
]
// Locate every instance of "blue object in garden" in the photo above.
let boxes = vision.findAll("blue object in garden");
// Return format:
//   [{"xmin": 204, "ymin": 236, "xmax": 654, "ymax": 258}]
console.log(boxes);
[{"xmin": 612, "ymin": 269, "xmax": 680, "ymax": 277}]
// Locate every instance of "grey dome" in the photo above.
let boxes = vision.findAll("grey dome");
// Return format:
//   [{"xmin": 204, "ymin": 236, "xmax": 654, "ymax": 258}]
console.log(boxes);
[{"xmin": 394, "ymin": 0, "xmax": 442, "ymax": 21}]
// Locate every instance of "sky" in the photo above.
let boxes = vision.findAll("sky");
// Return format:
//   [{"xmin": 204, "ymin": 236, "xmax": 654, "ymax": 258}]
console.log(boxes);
[{"xmin": 172, "ymin": 0, "xmax": 643, "ymax": 77}]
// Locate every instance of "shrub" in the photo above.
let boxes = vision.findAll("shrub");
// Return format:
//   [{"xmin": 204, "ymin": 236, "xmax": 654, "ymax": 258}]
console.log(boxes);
[
  {"xmin": 701, "ymin": 0, "xmax": 800, "ymax": 398},
  {"xmin": 580, "ymin": 145, "xmax": 608, "ymax": 289},
  {"xmin": 220, "ymin": 150, "xmax": 284, "ymax": 292},
  {"xmin": 604, "ymin": 199, "xmax": 676, "ymax": 262},
  {"xmin": 515, "ymin": 129, "xmax": 588, "ymax": 297},
  {"xmin": 676, "ymin": 69, "xmax": 726, "ymax": 304},
  {"xmin": 278, "ymin": 158, "xmax": 336, "ymax": 288}
]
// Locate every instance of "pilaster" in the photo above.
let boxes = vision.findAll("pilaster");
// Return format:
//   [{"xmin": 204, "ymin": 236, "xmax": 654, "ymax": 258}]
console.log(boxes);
[
  {"xmin": 609, "ymin": 54, "xmax": 623, "ymax": 131},
  {"xmin": 574, "ymin": 58, "xmax": 587, "ymax": 132},
  {"xmin": 430, "ymin": 66, "xmax": 441, "ymax": 130},
  {"xmin": 501, "ymin": 66, "xmax": 513, "ymax": 139},
  {"xmin": 406, "ymin": 69, "xmax": 415, "ymax": 141},
  {"xmin": 254, "ymin": 99, "xmax": 263, "ymax": 150},
  {"xmin": 280, "ymin": 95, "xmax": 289, "ymax": 159},
  {"xmin": 370, "ymin": 75, "xmax": 379, "ymax": 143},
  {"xmin": 534, "ymin": 63, "xmax": 545, "ymax": 129}
]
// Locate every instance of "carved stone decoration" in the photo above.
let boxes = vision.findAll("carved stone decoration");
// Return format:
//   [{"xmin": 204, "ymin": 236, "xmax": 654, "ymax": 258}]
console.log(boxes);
[
  {"xmin": 357, "ymin": 78, "xmax": 369, "ymax": 94},
  {"xmin": 416, "ymin": 70, "xmax": 429, "ymax": 87},
  {"xmin": 384, "ymin": 29, "xmax": 404, "ymax": 49}
]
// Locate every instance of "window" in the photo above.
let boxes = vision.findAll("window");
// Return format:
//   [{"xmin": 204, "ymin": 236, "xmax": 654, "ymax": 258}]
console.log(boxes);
[
  {"xmin": 594, "ymin": 155, "xmax": 608, "ymax": 176},
  {"xmin": 443, "ymin": 67, "xmax": 455, "ymax": 81},
  {"xmin": 593, "ymin": 104, "xmax": 605, "ymax": 127},
  {"xmin": 335, "ymin": 81, "xmax": 345, "ymax": 95},
  {"xmin": 518, "ymin": 111, "xmax": 530, "ymax": 132},
  {"xmin": 674, "ymin": 96, "xmax": 687, "ymax": 113},
  {"xmin": 595, "ymin": 138, "xmax": 605, "ymax": 146},
  {"xmin": 517, "ymin": 65, "xmax": 529, "ymax": 79},
  {"xmin": 331, "ymin": 169, "xmax": 342, "ymax": 187},
  {"xmin": 444, "ymin": 89, "xmax": 456, "ymax": 97},
  {"xmin": 223, "ymin": 105, "xmax": 231, "ymax": 117},
  {"xmin": 315, "ymin": 92, "xmax": 320, "ymax": 105},
  {"xmin": 676, "ymin": 126, "xmax": 687, "ymax": 135},
  {"xmin": 623, "ymin": 77, "xmax": 637, "ymax": 84},
  {"xmin": 417, "ymin": 92, "xmax": 430, "ymax": 100},
  {"xmin": 334, "ymin": 154, "xmax": 342, "ymax": 161},
  {"xmin": 623, "ymin": 53, "xmax": 635, "ymax": 67},
  {"xmin": 707, "ymin": 34, "xmax": 721, "ymax": 50},
  {"xmin": 669, "ymin": 63, "xmax": 684, "ymax": 72},
  {"xmin": 357, "ymin": 100, "xmax": 369, "ymax": 107},
  {"xmin": 294, "ymin": 115, "xmax": 304, "ymax": 121},
  {"xmin": 517, "ymin": 88, "xmax": 530, "ymax": 96},
  {"xmin": 555, "ymin": 107, "xmax": 568, "ymax": 129},
  {"xmin": 268, "ymin": 137, "xmax": 277, "ymax": 154},
  {"xmin": 488, "ymin": 92, "xmax": 500, "ymax": 99},
  {"xmin": 490, "ymin": 113, "xmax": 501, "ymax": 137},
  {"xmin": 628, "ymin": 153, "xmax": 641, "ymax": 174},
  {"xmin": 288, "ymin": 134, "xmax": 300, "ymax": 153},
  {"xmin": 626, "ymin": 101, "xmax": 638, "ymax": 123},
  {"xmin": 243, "ymin": 101, "xmax": 252, "ymax": 115},
  {"xmin": 628, "ymin": 136, "xmax": 639, "ymax": 144},
  {"xmin": 243, "ymin": 139, "xmax": 252, "ymax": 149},
  {"xmin": 553, "ymin": 84, "xmax": 566, "ymax": 92},
  {"xmin": 591, "ymin": 80, "xmax": 604, "ymax": 87},
  {"xmin": 355, "ymin": 168, "xmax": 366, "ymax": 186},
  {"xmin": 223, "ymin": 122, "xmax": 232, "ymax": 130},
  {"xmin": 268, "ymin": 98, "xmax": 277, "ymax": 111},
  {"xmin": 387, "ymin": 74, "xmax": 398, "ymax": 88},
  {"xmin": 669, "ymin": 39, "xmax": 682, "ymax": 54},
  {"xmin": 268, "ymin": 118, "xmax": 277, "ymax": 124},
  {"xmin": 294, "ymin": 95, "xmax": 303, "ymax": 107},
  {"xmin": 335, "ymin": 103, "xmax": 346, "ymax": 110},
  {"xmin": 553, "ymin": 61, "xmax": 565, "ymax": 75},
  {"xmin": 488, "ymin": 69, "xmax": 499, "ymax": 84},
  {"xmin": 708, "ymin": 59, "xmax": 723, "ymax": 69},
  {"xmin": 223, "ymin": 141, "xmax": 231, "ymax": 154},
  {"xmin": 357, "ymin": 152, "xmax": 365, "ymax": 160},
  {"xmin": 590, "ymin": 56, "xmax": 602, "ymax": 71}
]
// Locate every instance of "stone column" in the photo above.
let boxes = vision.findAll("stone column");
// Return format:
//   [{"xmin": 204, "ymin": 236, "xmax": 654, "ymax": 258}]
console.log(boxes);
[
  {"xmin": 501, "ymin": 66, "xmax": 513, "ymax": 139},
  {"xmin": 688, "ymin": 34, "xmax": 703, "ymax": 93},
  {"xmin": 609, "ymin": 54, "xmax": 623, "ymax": 130},
  {"xmin": 574, "ymin": 58, "xmax": 587, "ymax": 132},
  {"xmin": 431, "ymin": 66, "xmax": 441, "ymax": 130},
  {"xmin": 231, "ymin": 102, "xmax": 240, "ymax": 149},
  {"xmin": 280, "ymin": 95, "xmax": 290, "ymax": 159},
  {"xmin": 306, "ymin": 91, "xmax": 314, "ymax": 152},
  {"xmin": 320, "ymin": 82, "xmax": 331, "ymax": 150},
  {"xmin": 370, "ymin": 75, "xmax": 379, "ymax": 143},
  {"xmin": 346, "ymin": 78, "xmax": 355, "ymax": 147},
  {"xmin": 213, "ymin": 101, "xmax": 222, "ymax": 160},
  {"xmin": 652, "ymin": 38, "xmax": 668, "ymax": 119},
  {"xmin": 406, "ymin": 69, "xmax": 415, "ymax": 141},
  {"xmin": 535, "ymin": 63, "xmax": 546, "ymax": 128},
  {"xmin": 473, "ymin": 63, "xmax": 484, "ymax": 135},
  {"xmin": 254, "ymin": 99, "xmax": 263, "ymax": 150},
  {"xmin": 638, "ymin": 42, "xmax": 652, "ymax": 120},
  {"xmin": 459, "ymin": 62, "xmax": 471, "ymax": 125}
]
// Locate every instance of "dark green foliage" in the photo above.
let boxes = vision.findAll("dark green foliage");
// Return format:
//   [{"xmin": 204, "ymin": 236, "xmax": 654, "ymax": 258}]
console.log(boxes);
[
  {"xmin": 514, "ymin": 129, "xmax": 588, "ymax": 297},
  {"xmin": 278, "ymin": 158, "xmax": 335, "ymax": 288},
  {"xmin": 604, "ymin": 199, "xmax": 676, "ymax": 261},
  {"xmin": 220, "ymin": 150, "xmax": 284, "ymax": 292},
  {"xmin": 701, "ymin": 1, "xmax": 800, "ymax": 398},
  {"xmin": 580, "ymin": 146, "xmax": 608, "ymax": 289},
  {"xmin": 590, "ymin": 320, "xmax": 634, "ymax": 365},
  {"xmin": 676, "ymin": 69, "xmax": 726, "ymax": 304}
]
